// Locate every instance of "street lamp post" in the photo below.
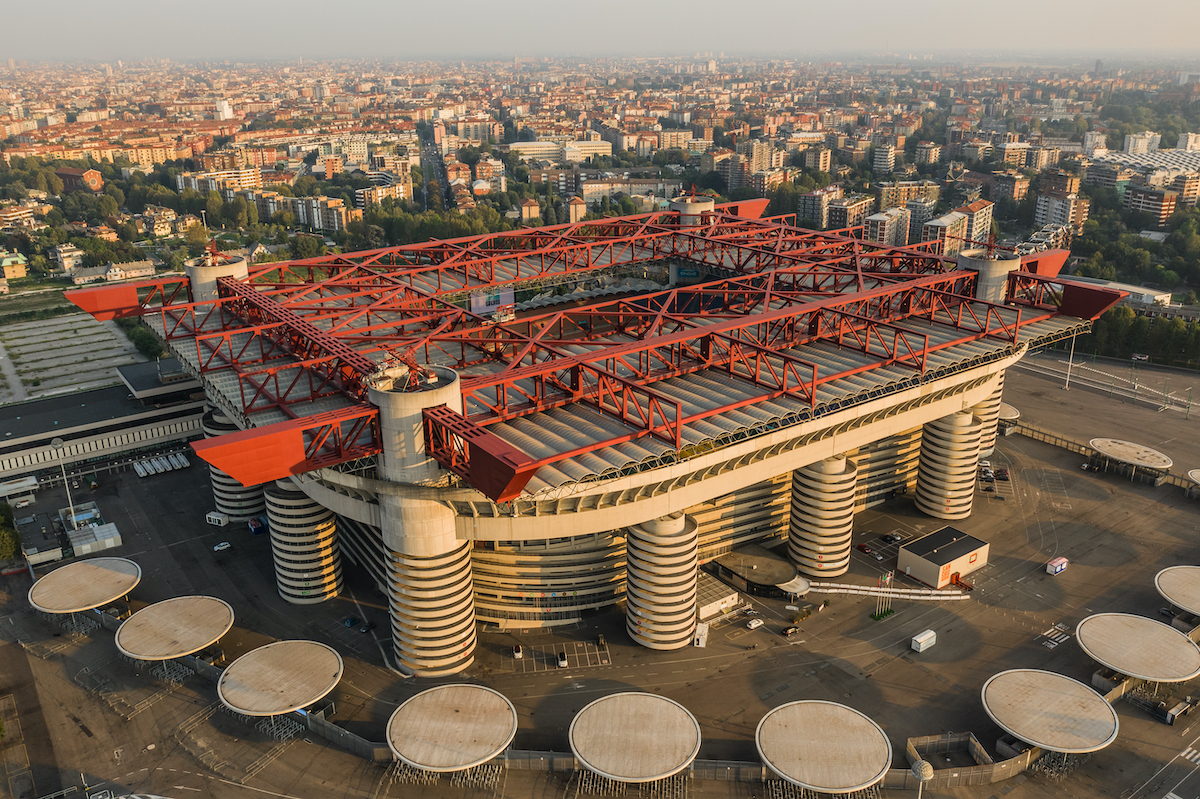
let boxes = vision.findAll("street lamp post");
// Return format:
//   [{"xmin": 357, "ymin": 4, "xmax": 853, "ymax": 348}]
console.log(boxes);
[{"xmin": 51, "ymin": 437, "xmax": 77, "ymax": 530}]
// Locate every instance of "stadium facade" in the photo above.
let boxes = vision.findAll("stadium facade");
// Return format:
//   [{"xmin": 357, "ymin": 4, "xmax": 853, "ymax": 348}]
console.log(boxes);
[{"xmin": 68, "ymin": 198, "xmax": 1121, "ymax": 675}]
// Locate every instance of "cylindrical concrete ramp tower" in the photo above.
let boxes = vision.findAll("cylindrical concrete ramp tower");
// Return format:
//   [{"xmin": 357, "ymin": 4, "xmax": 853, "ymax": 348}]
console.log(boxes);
[
  {"xmin": 264, "ymin": 479, "xmax": 342, "ymax": 604},
  {"xmin": 915, "ymin": 410, "xmax": 982, "ymax": 520},
  {"xmin": 185, "ymin": 252, "xmax": 249, "ymax": 303},
  {"xmin": 958, "ymin": 249, "xmax": 1022, "ymax": 305},
  {"xmin": 788, "ymin": 456, "xmax": 857, "ymax": 579},
  {"xmin": 368, "ymin": 365, "xmax": 476, "ymax": 676},
  {"xmin": 669, "ymin": 195, "xmax": 715, "ymax": 227},
  {"xmin": 202, "ymin": 410, "xmax": 266, "ymax": 521},
  {"xmin": 625, "ymin": 512, "xmax": 699, "ymax": 650},
  {"xmin": 972, "ymin": 374, "xmax": 1005, "ymax": 458}
]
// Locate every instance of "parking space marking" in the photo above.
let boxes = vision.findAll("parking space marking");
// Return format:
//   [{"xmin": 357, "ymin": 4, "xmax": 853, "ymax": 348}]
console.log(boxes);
[{"xmin": 514, "ymin": 641, "xmax": 610, "ymax": 673}]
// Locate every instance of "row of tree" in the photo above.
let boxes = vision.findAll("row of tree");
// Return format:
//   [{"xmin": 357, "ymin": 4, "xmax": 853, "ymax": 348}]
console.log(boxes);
[{"xmin": 1080, "ymin": 306, "xmax": 1200, "ymax": 368}]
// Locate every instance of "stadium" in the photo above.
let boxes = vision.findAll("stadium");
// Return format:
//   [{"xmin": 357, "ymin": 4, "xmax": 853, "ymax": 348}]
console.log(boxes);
[{"xmin": 67, "ymin": 196, "xmax": 1121, "ymax": 676}]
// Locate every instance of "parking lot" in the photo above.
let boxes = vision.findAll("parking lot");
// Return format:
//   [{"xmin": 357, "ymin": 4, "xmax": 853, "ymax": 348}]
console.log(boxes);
[{"xmin": 512, "ymin": 640, "xmax": 611, "ymax": 673}]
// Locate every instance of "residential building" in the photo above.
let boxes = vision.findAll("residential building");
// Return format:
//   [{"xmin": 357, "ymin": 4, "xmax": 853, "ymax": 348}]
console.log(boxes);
[
  {"xmin": 797, "ymin": 185, "xmax": 843, "ymax": 228},
  {"xmin": 1172, "ymin": 173, "xmax": 1199, "ymax": 208},
  {"xmin": 567, "ymin": 196, "xmax": 587, "ymax": 223},
  {"xmin": 355, "ymin": 183, "xmax": 407, "ymax": 208},
  {"xmin": 520, "ymin": 198, "xmax": 541, "ymax": 223},
  {"xmin": 234, "ymin": 190, "xmax": 360, "ymax": 233},
  {"xmin": 1178, "ymin": 132, "xmax": 1200, "ymax": 152},
  {"xmin": 991, "ymin": 171, "xmax": 1029, "ymax": 202},
  {"xmin": 323, "ymin": 156, "xmax": 344, "ymax": 180},
  {"xmin": 1042, "ymin": 171, "xmax": 1081, "ymax": 196},
  {"xmin": 914, "ymin": 141, "xmax": 942, "ymax": 165},
  {"xmin": 0, "ymin": 250, "xmax": 27, "ymax": 279},
  {"xmin": 176, "ymin": 167, "xmax": 262, "ymax": 194},
  {"xmin": 748, "ymin": 170, "xmax": 788, "ymax": 195},
  {"xmin": 954, "ymin": 200, "xmax": 995, "ymax": 245},
  {"xmin": 922, "ymin": 211, "xmax": 969, "ymax": 256},
  {"xmin": 864, "ymin": 207, "xmax": 911, "ymax": 247},
  {"xmin": 995, "ymin": 142, "xmax": 1029, "ymax": 167},
  {"xmin": 658, "ymin": 129, "xmax": 693, "ymax": 150},
  {"xmin": 827, "ymin": 194, "xmax": 875, "ymax": 230},
  {"xmin": 56, "ymin": 167, "xmax": 103, "ymax": 193},
  {"xmin": 1082, "ymin": 131, "xmax": 1109, "ymax": 157},
  {"xmin": 877, "ymin": 180, "xmax": 940, "ymax": 212},
  {"xmin": 51, "ymin": 243, "xmax": 85, "ymax": 273},
  {"xmin": 804, "ymin": 147, "xmax": 831, "ymax": 173},
  {"xmin": 872, "ymin": 144, "xmax": 895, "ymax": 175},
  {"xmin": 1124, "ymin": 186, "xmax": 1178, "ymax": 228},
  {"xmin": 104, "ymin": 260, "xmax": 155, "ymax": 281},
  {"xmin": 1033, "ymin": 193, "xmax": 1090, "ymax": 233},
  {"xmin": 0, "ymin": 204, "xmax": 35, "ymax": 229},
  {"xmin": 1084, "ymin": 163, "xmax": 1137, "ymax": 191},
  {"xmin": 1025, "ymin": 147, "xmax": 1060, "ymax": 172},
  {"xmin": 906, "ymin": 197, "xmax": 938, "ymax": 243},
  {"xmin": 1124, "ymin": 131, "xmax": 1161, "ymax": 154}
]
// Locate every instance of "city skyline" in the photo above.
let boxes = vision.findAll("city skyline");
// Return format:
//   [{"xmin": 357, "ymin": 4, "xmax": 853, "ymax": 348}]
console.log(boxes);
[{"xmin": 4, "ymin": 0, "xmax": 1200, "ymax": 63}]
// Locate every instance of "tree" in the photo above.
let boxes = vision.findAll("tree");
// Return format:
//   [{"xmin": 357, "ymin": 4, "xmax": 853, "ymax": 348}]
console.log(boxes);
[
  {"xmin": 291, "ymin": 235, "xmax": 326, "ymax": 260},
  {"xmin": 97, "ymin": 194, "xmax": 119, "ymax": 218},
  {"xmin": 0, "ymin": 526, "xmax": 20, "ymax": 561},
  {"xmin": 184, "ymin": 223, "xmax": 209, "ymax": 247},
  {"xmin": 205, "ymin": 191, "xmax": 224, "ymax": 227}
]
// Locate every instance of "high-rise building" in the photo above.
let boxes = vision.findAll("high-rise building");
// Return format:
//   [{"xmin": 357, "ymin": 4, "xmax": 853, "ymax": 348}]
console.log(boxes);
[
  {"xmin": 905, "ymin": 196, "xmax": 938, "ymax": 242},
  {"xmin": 992, "ymin": 172, "xmax": 1030, "ymax": 202},
  {"xmin": 797, "ymin": 185, "xmax": 843, "ymax": 228},
  {"xmin": 215, "ymin": 99, "xmax": 234, "ymax": 121},
  {"xmin": 804, "ymin": 147, "xmax": 832, "ymax": 173},
  {"xmin": 914, "ymin": 141, "xmax": 942, "ymax": 165},
  {"xmin": 1172, "ymin": 173, "xmax": 1200, "ymax": 207},
  {"xmin": 1042, "ymin": 171, "xmax": 1081, "ymax": 196},
  {"xmin": 865, "ymin": 207, "xmax": 911, "ymax": 247},
  {"xmin": 922, "ymin": 211, "xmax": 969, "ymax": 256},
  {"xmin": 1178, "ymin": 132, "xmax": 1200, "ymax": 152},
  {"xmin": 877, "ymin": 180, "xmax": 940, "ymax": 212},
  {"xmin": 1123, "ymin": 186, "xmax": 1178, "ymax": 228},
  {"xmin": 1033, "ymin": 193, "xmax": 1090, "ymax": 233},
  {"xmin": 1082, "ymin": 131, "xmax": 1109, "ymax": 157},
  {"xmin": 827, "ymin": 194, "xmax": 875, "ymax": 229},
  {"xmin": 872, "ymin": 145, "xmax": 896, "ymax": 175},
  {"xmin": 1123, "ymin": 131, "xmax": 1161, "ymax": 154},
  {"xmin": 954, "ymin": 200, "xmax": 995, "ymax": 245}
]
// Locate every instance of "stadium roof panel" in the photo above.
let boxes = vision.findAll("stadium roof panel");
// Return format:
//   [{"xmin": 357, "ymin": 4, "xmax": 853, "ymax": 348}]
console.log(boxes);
[
  {"xmin": 1075, "ymin": 613, "xmax": 1200, "ymax": 682},
  {"xmin": 115, "ymin": 595, "xmax": 234, "ymax": 661},
  {"xmin": 71, "ymin": 204, "xmax": 1123, "ymax": 502},
  {"xmin": 755, "ymin": 700, "xmax": 892, "ymax": 793},
  {"xmin": 386, "ymin": 684, "xmax": 517, "ymax": 772},
  {"xmin": 217, "ymin": 640, "xmax": 343, "ymax": 716},
  {"xmin": 570, "ymin": 693, "xmax": 702, "ymax": 783}
]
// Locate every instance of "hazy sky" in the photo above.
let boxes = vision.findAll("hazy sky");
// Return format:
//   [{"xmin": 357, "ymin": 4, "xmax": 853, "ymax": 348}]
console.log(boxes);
[{"xmin": 4, "ymin": 0, "xmax": 1200, "ymax": 64}]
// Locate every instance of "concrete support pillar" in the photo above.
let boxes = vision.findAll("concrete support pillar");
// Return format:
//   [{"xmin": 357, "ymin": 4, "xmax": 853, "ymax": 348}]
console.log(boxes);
[
  {"xmin": 367, "ymin": 366, "xmax": 476, "ymax": 676},
  {"xmin": 185, "ymin": 253, "xmax": 249, "ymax": 303},
  {"xmin": 202, "ymin": 410, "xmax": 265, "ymax": 521},
  {"xmin": 972, "ymin": 374, "xmax": 1005, "ymax": 458},
  {"xmin": 788, "ymin": 456, "xmax": 858, "ymax": 579},
  {"xmin": 915, "ymin": 410, "xmax": 982, "ymax": 520},
  {"xmin": 625, "ymin": 512, "xmax": 698, "ymax": 650},
  {"xmin": 264, "ymin": 479, "xmax": 342, "ymax": 604}
]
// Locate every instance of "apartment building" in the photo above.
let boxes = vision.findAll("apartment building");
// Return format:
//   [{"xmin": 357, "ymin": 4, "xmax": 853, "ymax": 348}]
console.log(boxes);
[
  {"xmin": 905, "ymin": 197, "xmax": 938, "ymax": 243},
  {"xmin": 1033, "ymin": 192, "xmax": 1090, "ymax": 233},
  {"xmin": 827, "ymin": 194, "xmax": 875, "ymax": 230},
  {"xmin": 877, "ymin": 180, "xmax": 940, "ymax": 212},
  {"xmin": 1025, "ymin": 147, "xmax": 1061, "ymax": 172},
  {"xmin": 1178, "ymin": 132, "xmax": 1200, "ymax": 152},
  {"xmin": 176, "ymin": 167, "xmax": 262, "ymax": 193},
  {"xmin": 804, "ymin": 147, "xmax": 831, "ymax": 173},
  {"xmin": 921, "ymin": 211, "xmax": 969, "ymax": 256},
  {"xmin": 1124, "ymin": 186, "xmax": 1178, "ymax": 228},
  {"xmin": 872, "ymin": 144, "xmax": 895, "ymax": 175},
  {"xmin": 230, "ymin": 189, "xmax": 361, "ymax": 233},
  {"xmin": 658, "ymin": 129, "xmax": 693, "ymax": 150},
  {"xmin": 864, "ymin": 206, "xmax": 911, "ymax": 247},
  {"xmin": 995, "ymin": 141, "xmax": 1029, "ymax": 167},
  {"xmin": 954, "ymin": 200, "xmax": 995, "ymax": 245},
  {"xmin": 355, "ymin": 183, "xmax": 407, "ymax": 208},
  {"xmin": 1171, "ymin": 173, "xmax": 1199, "ymax": 207},
  {"xmin": 797, "ymin": 185, "xmax": 843, "ymax": 229},
  {"xmin": 992, "ymin": 171, "xmax": 1030, "ymax": 201},
  {"xmin": 914, "ymin": 141, "xmax": 942, "ymax": 165},
  {"xmin": 1124, "ymin": 131, "xmax": 1161, "ymax": 154}
]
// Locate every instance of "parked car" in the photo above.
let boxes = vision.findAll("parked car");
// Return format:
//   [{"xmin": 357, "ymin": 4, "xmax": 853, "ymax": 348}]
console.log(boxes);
[
  {"xmin": 996, "ymin": 472, "xmax": 1010, "ymax": 481},
  {"xmin": 344, "ymin": 617, "xmax": 360, "ymax": 628},
  {"xmin": 557, "ymin": 652, "xmax": 569, "ymax": 668},
  {"xmin": 746, "ymin": 618, "xmax": 765, "ymax": 630},
  {"xmin": 513, "ymin": 644, "xmax": 523, "ymax": 659},
  {"xmin": 212, "ymin": 541, "xmax": 232, "ymax": 552},
  {"xmin": 857, "ymin": 544, "xmax": 874, "ymax": 555},
  {"xmin": 597, "ymin": 633, "xmax": 606, "ymax": 647},
  {"xmin": 872, "ymin": 552, "xmax": 884, "ymax": 562},
  {"xmin": 881, "ymin": 533, "xmax": 903, "ymax": 544},
  {"xmin": 1161, "ymin": 607, "xmax": 1176, "ymax": 619},
  {"xmin": 744, "ymin": 609, "xmax": 760, "ymax": 616},
  {"xmin": 782, "ymin": 626, "xmax": 801, "ymax": 637},
  {"xmin": 358, "ymin": 621, "xmax": 376, "ymax": 634}
]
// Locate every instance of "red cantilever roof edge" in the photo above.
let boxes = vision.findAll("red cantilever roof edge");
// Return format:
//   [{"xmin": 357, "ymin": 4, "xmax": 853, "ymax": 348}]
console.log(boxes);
[{"xmin": 191, "ymin": 421, "xmax": 311, "ymax": 487}]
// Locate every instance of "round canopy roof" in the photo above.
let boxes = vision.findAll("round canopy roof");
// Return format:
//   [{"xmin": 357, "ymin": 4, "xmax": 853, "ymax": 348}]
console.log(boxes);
[
  {"xmin": 570, "ymin": 693, "xmax": 702, "ymax": 783},
  {"xmin": 997, "ymin": 402, "xmax": 1020, "ymax": 421},
  {"xmin": 1188, "ymin": 469, "xmax": 1200, "ymax": 486},
  {"xmin": 1089, "ymin": 438, "xmax": 1172, "ymax": 470},
  {"xmin": 28, "ymin": 557, "xmax": 141, "ymax": 614},
  {"xmin": 1076, "ymin": 613, "xmax": 1200, "ymax": 682},
  {"xmin": 218, "ymin": 640, "xmax": 343, "ymax": 716},
  {"xmin": 387, "ymin": 684, "xmax": 517, "ymax": 772},
  {"xmin": 756, "ymin": 700, "xmax": 892, "ymax": 794},
  {"xmin": 115, "ymin": 596, "xmax": 234, "ymax": 661},
  {"xmin": 981, "ymin": 669, "xmax": 1118, "ymax": 754},
  {"xmin": 1156, "ymin": 566, "xmax": 1200, "ymax": 616}
]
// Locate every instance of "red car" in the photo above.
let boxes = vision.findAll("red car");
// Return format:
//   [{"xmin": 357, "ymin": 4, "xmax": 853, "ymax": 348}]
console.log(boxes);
[{"xmin": 857, "ymin": 544, "xmax": 874, "ymax": 555}]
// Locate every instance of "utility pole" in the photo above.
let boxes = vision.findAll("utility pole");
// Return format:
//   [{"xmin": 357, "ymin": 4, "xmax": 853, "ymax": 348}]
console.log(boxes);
[{"xmin": 51, "ymin": 437, "xmax": 76, "ymax": 531}]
